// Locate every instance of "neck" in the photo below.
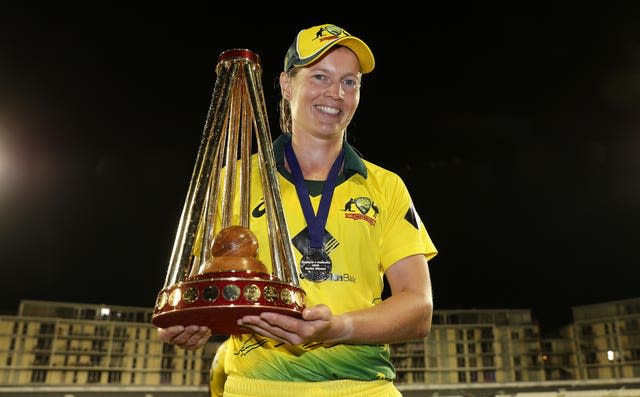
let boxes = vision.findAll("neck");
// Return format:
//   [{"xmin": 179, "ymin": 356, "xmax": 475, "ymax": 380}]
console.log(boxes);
[{"xmin": 288, "ymin": 133, "xmax": 344, "ymax": 181}]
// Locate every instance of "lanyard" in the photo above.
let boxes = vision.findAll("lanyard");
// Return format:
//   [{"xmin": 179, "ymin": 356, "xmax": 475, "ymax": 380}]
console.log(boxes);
[{"xmin": 284, "ymin": 142, "xmax": 344, "ymax": 249}]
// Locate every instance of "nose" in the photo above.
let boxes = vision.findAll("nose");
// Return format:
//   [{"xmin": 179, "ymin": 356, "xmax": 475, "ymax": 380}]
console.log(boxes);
[{"xmin": 325, "ymin": 81, "xmax": 344, "ymax": 100}]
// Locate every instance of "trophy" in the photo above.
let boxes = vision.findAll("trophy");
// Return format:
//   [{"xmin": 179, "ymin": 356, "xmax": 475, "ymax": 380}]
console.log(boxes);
[{"xmin": 151, "ymin": 49, "xmax": 305, "ymax": 335}]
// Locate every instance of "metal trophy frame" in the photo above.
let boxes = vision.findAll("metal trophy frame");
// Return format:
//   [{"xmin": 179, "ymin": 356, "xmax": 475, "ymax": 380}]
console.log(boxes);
[{"xmin": 151, "ymin": 49, "xmax": 305, "ymax": 335}]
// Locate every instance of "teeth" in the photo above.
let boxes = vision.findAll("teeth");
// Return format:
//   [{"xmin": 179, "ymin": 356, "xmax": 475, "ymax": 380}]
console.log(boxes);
[{"xmin": 316, "ymin": 105, "xmax": 339, "ymax": 115}]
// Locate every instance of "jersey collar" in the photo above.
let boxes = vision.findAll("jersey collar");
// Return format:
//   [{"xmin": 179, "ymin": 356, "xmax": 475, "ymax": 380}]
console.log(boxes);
[{"xmin": 273, "ymin": 133, "xmax": 368, "ymax": 179}]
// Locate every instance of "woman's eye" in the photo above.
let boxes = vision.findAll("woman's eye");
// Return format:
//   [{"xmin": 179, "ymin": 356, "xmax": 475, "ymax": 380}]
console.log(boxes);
[{"xmin": 342, "ymin": 79, "xmax": 358, "ymax": 88}]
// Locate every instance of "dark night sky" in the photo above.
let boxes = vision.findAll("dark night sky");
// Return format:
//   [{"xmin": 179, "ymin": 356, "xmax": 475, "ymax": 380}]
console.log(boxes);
[{"xmin": 1, "ymin": 4, "xmax": 639, "ymax": 334}]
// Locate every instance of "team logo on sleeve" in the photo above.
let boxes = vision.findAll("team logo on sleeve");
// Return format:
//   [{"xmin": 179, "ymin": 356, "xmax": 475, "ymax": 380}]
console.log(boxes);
[{"xmin": 341, "ymin": 196, "xmax": 378, "ymax": 226}]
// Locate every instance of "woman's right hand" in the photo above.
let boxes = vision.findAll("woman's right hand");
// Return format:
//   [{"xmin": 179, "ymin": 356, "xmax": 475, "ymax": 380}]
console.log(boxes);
[{"xmin": 157, "ymin": 325, "xmax": 212, "ymax": 351}]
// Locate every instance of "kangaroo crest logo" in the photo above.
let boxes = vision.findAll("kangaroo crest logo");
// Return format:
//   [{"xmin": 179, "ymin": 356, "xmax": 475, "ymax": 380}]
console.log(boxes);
[{"xmin": 341, "ymin": 196, "xmax": 378, "ymax": 226}]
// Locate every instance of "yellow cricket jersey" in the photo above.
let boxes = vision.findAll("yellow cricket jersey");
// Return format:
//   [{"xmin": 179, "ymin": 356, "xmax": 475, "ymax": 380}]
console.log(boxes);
[{"xmin": 217, "ymin": 134, "xmax": 437, "ymax": 383}]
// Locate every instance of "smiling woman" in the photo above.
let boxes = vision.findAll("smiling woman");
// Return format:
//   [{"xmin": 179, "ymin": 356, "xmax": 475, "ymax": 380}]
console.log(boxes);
[{"xmin": 155, "ymin": 23, "xmax": 437, "ymax": 397}]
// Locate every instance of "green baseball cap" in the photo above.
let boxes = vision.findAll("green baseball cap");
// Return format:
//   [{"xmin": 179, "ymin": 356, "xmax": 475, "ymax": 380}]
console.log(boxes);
[{"xmin": 284, "ymin": 23, "xmax": 375, "ymax": 74}]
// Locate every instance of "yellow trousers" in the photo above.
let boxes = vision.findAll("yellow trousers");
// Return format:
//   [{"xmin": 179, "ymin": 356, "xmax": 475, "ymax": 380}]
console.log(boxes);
[{"xmin": 216, "ymin": 374, "xmax": 402, "ymax": 397}]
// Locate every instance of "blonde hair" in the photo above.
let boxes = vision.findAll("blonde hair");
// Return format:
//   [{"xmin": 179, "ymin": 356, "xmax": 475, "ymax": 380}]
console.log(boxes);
[{"xmin": 278, "ymin": 68, "xmax": 299, "ymax": 134}]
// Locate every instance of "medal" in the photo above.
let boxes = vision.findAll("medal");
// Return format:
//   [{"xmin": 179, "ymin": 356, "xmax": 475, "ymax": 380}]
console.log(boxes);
[
  {"xmin": 285, "ymin": 142, "xmax": 343, "ymax": 282},
  {"xmin": 300, "ymin": 247, "xmax": 332, "ymax": 281}
]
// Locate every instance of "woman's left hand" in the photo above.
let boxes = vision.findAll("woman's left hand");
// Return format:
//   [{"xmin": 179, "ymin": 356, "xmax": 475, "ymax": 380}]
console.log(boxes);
[{"xmin": 237, "ymin": 304, "xmax": 350, "ymax": 345}]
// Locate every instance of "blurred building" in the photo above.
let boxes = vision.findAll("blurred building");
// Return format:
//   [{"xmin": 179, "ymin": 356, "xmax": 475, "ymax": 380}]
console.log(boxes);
[
  {"xmin": 568, "ymin": 298, "xmax": 640, "ymax": 379},
  {"xmin": 394, "ymin": 308, "xmax": 544, "ymax": 385},
  {"xmin": 1, "ymin": 298, "xmax": 639, "ymax": 397},
  {"xmin": 0, "ymin": 300, "xmax": 223, "ymax": 396}
]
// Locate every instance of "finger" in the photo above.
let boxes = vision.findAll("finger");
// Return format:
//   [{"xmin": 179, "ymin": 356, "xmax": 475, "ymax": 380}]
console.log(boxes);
[
  {"xmin": 239, "ymin": 323, "xmax": 300, "ymax": 345},
  {"xmin": 259, "ymin": 312, "xmax": 303, "ymax": 331},
  {"xmin": 157, "ymin": 325, "xmax": 185, "ymax": 342},
  {"xmin": 241, "ymin": 313, "xmax": 297, "ymax": 336},
  {"xmin": 238, "ymin": 315, "xmax": 275, "ymax": 330},
  {"xmin": 171, "ymin": 325, "xmax": 209, "ymax": 346},
  {"xmin": 185, "ymin": 327, "xmax": 212, "ymax": 351},
  {"xmin": 260, "ymin": 312, "xmax": 323, "ymax": 341},
  {"xmin": 238, "ymin": 315, "xmax": 303, "ymax": 344},
  {"xmin": 238, "ymin": 323, "xmax": 286, "ymax": 343},
  {"xmin": 302, "ymin": 305, "xmax": 330, "ymax": 321}
]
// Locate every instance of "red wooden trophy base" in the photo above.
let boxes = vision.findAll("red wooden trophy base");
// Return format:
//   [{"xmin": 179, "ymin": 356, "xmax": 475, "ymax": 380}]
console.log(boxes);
[{"xmin": 151, "ymin": 270, "xmax": 306, "ymax": 335}]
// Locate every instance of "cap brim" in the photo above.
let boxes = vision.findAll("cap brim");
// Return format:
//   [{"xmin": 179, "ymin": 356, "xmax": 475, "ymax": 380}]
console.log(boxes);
[
  {"xmin": 332, "ymin": 36, "xmax": 375, "ymax": 74},
  {"xmin": 295, "ymin": 36, "xmax": 375, "ymax": 74}
]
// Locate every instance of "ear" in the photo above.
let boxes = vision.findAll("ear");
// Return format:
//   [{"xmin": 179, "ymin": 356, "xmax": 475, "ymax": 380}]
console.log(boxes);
[{"xmin": 279, "ymin": 72, "xmax": 291, "ymax": 100}]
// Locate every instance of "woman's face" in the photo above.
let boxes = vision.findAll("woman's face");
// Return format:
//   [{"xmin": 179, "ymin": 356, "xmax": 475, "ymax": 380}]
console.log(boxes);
[{"xmin": 281, "ymin": 46, "xmax": 362, "ymax": 141}]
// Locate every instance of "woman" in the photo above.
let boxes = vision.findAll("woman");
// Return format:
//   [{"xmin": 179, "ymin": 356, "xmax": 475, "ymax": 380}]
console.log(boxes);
[{"xmin": 158, "ymin": 23, "xmax": 437, "ymax": 397}]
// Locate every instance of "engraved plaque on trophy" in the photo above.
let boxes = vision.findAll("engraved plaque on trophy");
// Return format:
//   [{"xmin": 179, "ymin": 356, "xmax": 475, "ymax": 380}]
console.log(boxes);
[{"xmin": 151, "ymin": 49, "xmax": 305, "ymax": 335}]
